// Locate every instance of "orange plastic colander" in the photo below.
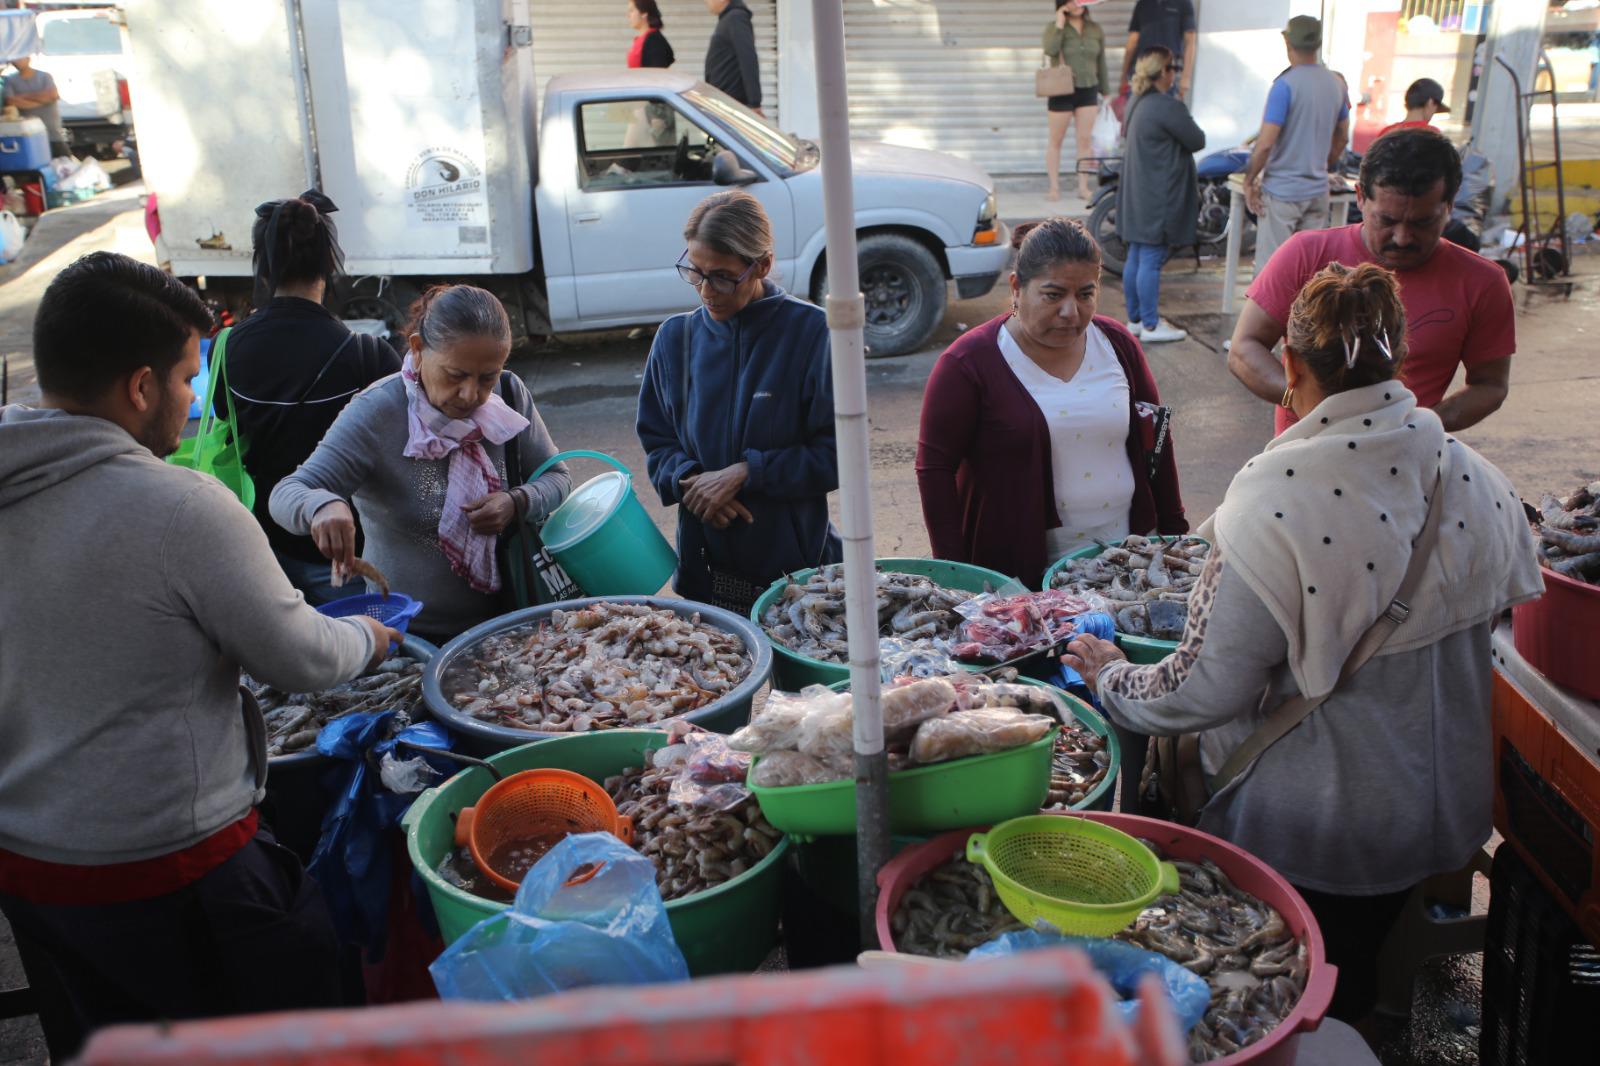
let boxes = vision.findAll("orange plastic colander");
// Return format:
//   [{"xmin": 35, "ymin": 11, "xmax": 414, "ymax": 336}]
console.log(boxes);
[{"xmin": 454, "ymin": 768, "xmax": 634, "ymax": 892}]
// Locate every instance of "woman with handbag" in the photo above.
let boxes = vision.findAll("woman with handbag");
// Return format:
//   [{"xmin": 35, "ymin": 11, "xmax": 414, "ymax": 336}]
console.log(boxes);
[
  {"xmin": 270, "ymin": 285, "xmax": 570, "ymax": 644},
  {"xmin": 635, "ymin": 190, "xmax": 841, "ymax": 614},
  {"xmin": 1116, "ymin": 47, "xmax": 1205, "ymax": 344},
  {"xmin": 915, "ymin": 217, "xmax": 1186, "ymax": 590},
  {"xmin": 1063, "ymin": 263, "xmax": 1543, "ymax": 1029},
  {"xmin": 220, "ymin": 190, "xmax": 401, "ymax": 603},
  {"xmin": 1041, "ymin": 0, "xmax": 1108, "ymax": 203}
]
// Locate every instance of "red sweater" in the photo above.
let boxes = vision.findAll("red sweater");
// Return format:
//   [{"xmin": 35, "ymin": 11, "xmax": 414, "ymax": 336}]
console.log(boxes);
[{"xmin": 915, "ymin": 314, "xmax": 1187, "ymax": 586}]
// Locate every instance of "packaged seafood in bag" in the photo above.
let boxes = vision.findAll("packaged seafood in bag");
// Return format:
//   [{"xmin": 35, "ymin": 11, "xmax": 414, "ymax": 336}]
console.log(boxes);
[
  {"xmin": 797, "ymin": 701, "xmax": 855, "ymax": 760},
  {"xmin": 667, "ymin": 732, "xmax": 754, "ymax": 811},
  {"xmin": 880, "ymin": 677, "xmax": 957, "ymax": 739},
  {"xmin": 879, "ymin": 636, "xmax": 961, "ymax": 681},
  {"xmin": 750, "ymin": 750, "xmax": 846, "ymax": 788},
  {"xmin": 908, "ymin": 708, "xmax": 1054, "ymax": 764},
  {"xmin": 727, "ymin": 686, "xmax": 848, "ymax": 753},
  {"xmin": 951, "ymin": 589, "xmax": 1095, "ymax": 663}
]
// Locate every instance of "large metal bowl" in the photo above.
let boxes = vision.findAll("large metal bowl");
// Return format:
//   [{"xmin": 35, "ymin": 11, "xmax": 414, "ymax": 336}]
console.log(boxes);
[
  {"xmin": 422, "ymin": 595, "xmax": 773, "ymax": 757},
  {"xmin": 261, "ymin": 634, "xmax": 438, "ymax": 862}
]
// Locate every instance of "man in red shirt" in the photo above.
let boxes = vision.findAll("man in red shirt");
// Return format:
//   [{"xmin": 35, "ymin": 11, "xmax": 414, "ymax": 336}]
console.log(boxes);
[
  {"xmin": 1380, "ymin": 77, "xmax": 1450, "ymax": 137},
  {"xmin": 1227, "ymin": 126, "xmax": 1513, "ymax": 434}
]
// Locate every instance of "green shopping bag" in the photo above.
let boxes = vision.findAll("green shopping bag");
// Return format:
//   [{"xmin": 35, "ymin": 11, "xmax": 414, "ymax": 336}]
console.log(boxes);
[{"xmin": 167, "ymin": 327, "xmax": 255, "ymax": 509}]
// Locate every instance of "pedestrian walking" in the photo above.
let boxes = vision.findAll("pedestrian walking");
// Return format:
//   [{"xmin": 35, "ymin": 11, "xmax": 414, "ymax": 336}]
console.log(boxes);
[
  {"xmin": 3, "ymin": 54, "xmax": 67, "ymax": 158},
  {"xmin": 1119, "ymin": 0, "xmax": 1196, "ymax": 100},
  {"xmin": 1116, "ymin": 47, "xmax": 1205, "ymax": 344},
  {"xmin": 703, "ymin": 0, "xmax": 762, "ymax": 113},
  {"xmin": 1041, "ymin": 1, "xmax": 1108, "ymax": 203},
  {"xmin": 1380, "ymin": 77, "xmax": 1449, "ymax": 136},
  {"xmin": 627, "ymin": 0, "xmax": 675, "ymax": 69},
  {"xmin": 1243, "ymin": 15, "xmax": 1350, "ymax": 269},
  {"xmin": 916, "ymin": 218, "xmax": 1186, "ymax": 588},
  {"xmin": 1069, "ymin": 260, "xmax": 1542, "ymax": 1031},
  {"xmin": 1229, "ymin": 127, "xmax": 1514, "ymax": 435},
  {"xmin": 221, "ymin": 190, "xmax": 401, "ymax": 604},
  {"xmin": 0, "ymin": 252, "xmax": 399, "ymax": 1061},
  {"xmin": 270, "ymin": 285, "xmax": 571, "ymax": 644},
  {"xmin": 636, "ymin": 190, "xmax": 841, "ymax": 613}
]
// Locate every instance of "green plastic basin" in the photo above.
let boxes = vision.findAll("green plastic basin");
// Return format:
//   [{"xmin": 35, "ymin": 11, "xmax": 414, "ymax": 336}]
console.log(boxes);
[
  {"xmin": 749, "ymin": 557, "xmax": 1018, "ymax": 690},
  {"xmin": 745, "ymin": 681, "xmax": 1116, "ymax": 838},
  {"xmin": 529, "ymin": 450, "xmax": 677, "ymax": 597},
  {"xmin": 401, "ymin": 729, "xmax": 789, "ymax": 976},
  {"xmin": 1041, "ymin": 537, "xmax": 1210, "ymax": 665}
]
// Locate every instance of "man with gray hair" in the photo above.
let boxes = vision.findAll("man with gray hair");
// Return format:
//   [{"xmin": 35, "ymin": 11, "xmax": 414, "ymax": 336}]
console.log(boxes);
[{"xmin": 1243, "ymin": 15, "xmax": 1351, "ymax": 268}]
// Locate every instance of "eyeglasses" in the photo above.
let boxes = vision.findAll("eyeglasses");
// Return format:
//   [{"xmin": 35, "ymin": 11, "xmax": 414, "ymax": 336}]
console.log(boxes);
[
  {"xmin": 1164, "ymin": 63, "xmax": 1177, "ymax": 73},
  {"xmin": 676, "ymin": 250, "xmax": 757, "ymax": 295}
]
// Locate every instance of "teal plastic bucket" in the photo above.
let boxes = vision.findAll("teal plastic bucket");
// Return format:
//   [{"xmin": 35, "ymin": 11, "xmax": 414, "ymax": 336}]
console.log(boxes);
[{"xmin": 529, "ymin": 450, "xmax": 676, "ymax": 597}]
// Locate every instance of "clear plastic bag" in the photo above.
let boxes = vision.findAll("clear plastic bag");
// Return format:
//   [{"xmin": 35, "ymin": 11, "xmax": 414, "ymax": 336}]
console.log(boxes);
[
  {"xmin": 880, "ymin": 677, "xmax": 957, "ymax": 740},
  {"xmin": 969, "ymin": 931, "xmax": 1210, "ymax": 1033},
  {"xmin": 878, "ymin": 636, "xmax": 960, "ymax": 681},
  {"xmin": 430, "ymin": 832, "xmax": 689, "ymax": 999},
  {"xmin": 908, "ymin": 708, "xmax": 1054, "ymax": 764},
  {"xmin": 750, "ymin": 750, "xmax": 847, "ymax": 788},
  {"xmin": 727, "ymin": 686, "xmax": 848, "ymax": 754},
  {"xmin": 797, "ymin": 701, "xmax": 855, "ymax": 760},
  {"xmin": 667, "ymin": 732, "xmax": 753, "ymax": 811},
  {"xmin": 952, "ymin": 589, "xmax": 1097, "ymax": 663}
]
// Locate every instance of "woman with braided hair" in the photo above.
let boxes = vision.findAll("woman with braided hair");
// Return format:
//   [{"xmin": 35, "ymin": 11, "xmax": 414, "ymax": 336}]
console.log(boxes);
[
  {"xmin": 272, "ymin": 284, "xmax": 570, "ymax": 642},
  {"xmin": 222, "ymin": 190, "xmax": 401, "ymax": 602},
  {"xmin": 1064, "ymin": 261, "xmax": 1542, "ymax": 1028}
]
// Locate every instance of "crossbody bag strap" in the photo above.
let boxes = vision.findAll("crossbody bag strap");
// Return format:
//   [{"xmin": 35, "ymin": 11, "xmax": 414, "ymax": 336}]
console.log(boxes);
[
  {"xmin": 1206, "ymin": 471, "xmax": 1446, "ymax": 794},
  {"xmin": 289, "ymin": 332, "xmax": 357, "ymax": 407}
]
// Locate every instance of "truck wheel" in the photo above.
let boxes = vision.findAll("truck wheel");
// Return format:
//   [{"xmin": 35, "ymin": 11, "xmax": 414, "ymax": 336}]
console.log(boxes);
[
  {"xmin": 341, "ymin": 277, "xmax": 419, "ymax": 338},
  {"xmin": 813, "ymin": 233, "xmax": 946, "ymax": 358},
  {"xmin": 1088, "ymin": 195, "xmax": 1126, "ymax": 275}
]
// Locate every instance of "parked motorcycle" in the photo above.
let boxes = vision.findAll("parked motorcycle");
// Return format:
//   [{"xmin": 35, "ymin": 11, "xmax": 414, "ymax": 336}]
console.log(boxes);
[{"xmin": 1083, "ymin": 148, "xmax": 1255, "ymax": 276}]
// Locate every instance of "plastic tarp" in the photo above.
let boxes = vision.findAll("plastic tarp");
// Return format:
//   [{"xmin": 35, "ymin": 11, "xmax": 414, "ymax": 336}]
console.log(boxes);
[{"xmin": 0, "ymin": 13, "xmax": 39, "ymax": 65}]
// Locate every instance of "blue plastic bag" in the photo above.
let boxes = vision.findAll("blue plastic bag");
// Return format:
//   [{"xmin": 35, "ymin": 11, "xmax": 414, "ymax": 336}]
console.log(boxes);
[
  {"xmin": 430, "ymin": 832, "xmax": 690, "ymax": 1001},
  {"xmin": 1050, "ymin": 611, "xmax": 1118, "ymax": 696},
  {"xmin": 306, "ymin": 711, "xmax": 455, "ymax": 960},
  {"xmin": 969, "ymin": 930, "xmax": 1211, "ymax": 1033}
]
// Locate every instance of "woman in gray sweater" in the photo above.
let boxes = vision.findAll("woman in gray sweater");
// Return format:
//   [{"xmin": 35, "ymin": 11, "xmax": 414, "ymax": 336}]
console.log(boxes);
[
  {"xmin": 1115, "ymin": 46, "xmax": 1205, "ymax": 344},
  {"xmin": 271, "ymin": 285, "xmax": 570, "ymax": 643}
]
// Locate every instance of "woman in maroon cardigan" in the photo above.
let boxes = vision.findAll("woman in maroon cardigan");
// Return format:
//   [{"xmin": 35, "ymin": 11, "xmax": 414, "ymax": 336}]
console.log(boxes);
[{"xmin": 916, "ymin": 218, "xmax": 1186, "ymax": 587}]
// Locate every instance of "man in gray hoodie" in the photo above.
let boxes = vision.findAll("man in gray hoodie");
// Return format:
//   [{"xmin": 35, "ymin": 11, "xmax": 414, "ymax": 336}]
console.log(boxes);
[{"xmin": 0, "ymin": 252, "xmax": 399, "ymax": 1059}]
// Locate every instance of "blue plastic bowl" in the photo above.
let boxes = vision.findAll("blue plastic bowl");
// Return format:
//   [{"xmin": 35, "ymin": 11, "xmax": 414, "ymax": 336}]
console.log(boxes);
[{"xmin": 317, "ymin": 593, "xmax": 424, "ymax": 647}]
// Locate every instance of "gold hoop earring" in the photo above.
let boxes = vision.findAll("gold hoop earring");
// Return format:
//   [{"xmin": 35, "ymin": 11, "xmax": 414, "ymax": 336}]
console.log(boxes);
[{"xmin": 1279, "ymin": 386, "xmax": 1295, "ymax": 409}]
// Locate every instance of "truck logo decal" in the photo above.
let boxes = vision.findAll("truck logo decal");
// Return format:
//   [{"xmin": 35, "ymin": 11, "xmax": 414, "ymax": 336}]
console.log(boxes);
[{"xmin": 405, "ymin": 147, "xmax": 490, "ymax": 247}]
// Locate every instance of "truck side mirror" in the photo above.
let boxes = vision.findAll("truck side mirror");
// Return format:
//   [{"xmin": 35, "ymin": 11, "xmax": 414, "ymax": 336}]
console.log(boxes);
[{"xmin": 712, "ymin": 150, "xmax": 759, "ymax": 186}]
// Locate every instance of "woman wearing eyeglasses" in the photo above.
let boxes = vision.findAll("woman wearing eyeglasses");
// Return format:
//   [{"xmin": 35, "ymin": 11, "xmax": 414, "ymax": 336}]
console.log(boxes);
[
  {"xmin": 1116, "ymin": 46, "xmax": 1206, "ymax": 344},
  {"xmin": 635, "ymin": 190, "xmax": 841, "ymax": 612}
]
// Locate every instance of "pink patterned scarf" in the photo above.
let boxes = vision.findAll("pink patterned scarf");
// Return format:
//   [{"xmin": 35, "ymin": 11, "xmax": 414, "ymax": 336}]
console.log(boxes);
[{"xmin": 400, "ymin": 356, "xmax": 530, "ymax": 594}]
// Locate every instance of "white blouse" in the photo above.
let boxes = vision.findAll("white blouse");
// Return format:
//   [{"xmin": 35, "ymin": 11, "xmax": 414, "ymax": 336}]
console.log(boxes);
[{"xmin": 997, "ymin": 321, "xmax": 1135, "ymax": 561}]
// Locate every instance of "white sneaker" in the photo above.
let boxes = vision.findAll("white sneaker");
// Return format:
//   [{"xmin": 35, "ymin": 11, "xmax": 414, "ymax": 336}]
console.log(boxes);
[
  {"xmin": 1140, "ymin": 319, "xmax": 1188, "ymax": 344},
  {"xmin": 1126, "ymin": 321, "xmax": 1143, "ymax": 338}
]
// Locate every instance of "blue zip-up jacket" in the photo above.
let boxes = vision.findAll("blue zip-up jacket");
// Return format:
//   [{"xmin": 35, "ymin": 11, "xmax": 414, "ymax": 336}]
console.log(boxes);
[{"xmin": 636, "ymin": 281, "xmax": 841, "ymax": 603}]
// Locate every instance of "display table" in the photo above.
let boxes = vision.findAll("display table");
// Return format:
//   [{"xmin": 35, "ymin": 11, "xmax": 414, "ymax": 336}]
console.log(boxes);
[{"xmin": 1220, "ymin": 175, "xmax": 1359, "ymax": 314}]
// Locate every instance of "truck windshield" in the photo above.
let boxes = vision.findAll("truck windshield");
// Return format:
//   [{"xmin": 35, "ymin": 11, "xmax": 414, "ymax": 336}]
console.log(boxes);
[
  {"xmin": 683, "ymin": 86, "xmax": 814, "ymax": 175},
  {"xmin": 42, "ymin": 17, "xmax": 124, "ymax": 56}
]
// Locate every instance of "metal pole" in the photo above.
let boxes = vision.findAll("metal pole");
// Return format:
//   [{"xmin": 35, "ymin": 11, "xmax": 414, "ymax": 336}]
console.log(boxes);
[{"xmin": 809, "ymin": 0, "xmax": 888, "ymax": 948}]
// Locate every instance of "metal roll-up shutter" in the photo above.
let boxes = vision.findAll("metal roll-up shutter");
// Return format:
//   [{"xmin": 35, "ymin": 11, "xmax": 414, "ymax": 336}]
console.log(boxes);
[
  {"xmin": 532, "ymin": 1, "xmax": 778, "ymax": 115},
  {"xmin": 843, "ymin": 0, "xmax": 1135, "ymax": 174}
]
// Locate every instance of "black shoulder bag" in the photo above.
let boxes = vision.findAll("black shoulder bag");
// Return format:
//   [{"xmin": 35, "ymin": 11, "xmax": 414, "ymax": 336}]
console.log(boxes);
[{"xmin": 497, "ymin": 372, "xmax": 583, "ymax": 608}]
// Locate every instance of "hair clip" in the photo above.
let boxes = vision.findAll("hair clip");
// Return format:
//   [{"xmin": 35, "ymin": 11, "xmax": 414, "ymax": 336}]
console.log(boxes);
[
  {"xmin": 1343, "ymin": 331, "xmax": 1361, "ymax": 369},
  {"xmin": 1374, "ymin": 330, "xmax": 1394, "ymax": 362}
]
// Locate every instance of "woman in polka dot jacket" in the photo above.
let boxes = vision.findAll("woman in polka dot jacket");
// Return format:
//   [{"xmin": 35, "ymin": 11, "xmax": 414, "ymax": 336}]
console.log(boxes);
[
  {"xmin": 1065, "ymin": 262, "xmax": 1543, "ymax": 1025},
  {"xmin": 915, "ymin": 218, "xmax": 1187, "ymax": 588}
]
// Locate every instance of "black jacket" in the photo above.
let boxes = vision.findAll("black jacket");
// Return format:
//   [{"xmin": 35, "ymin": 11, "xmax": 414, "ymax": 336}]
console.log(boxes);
[
  {"xmin": 705, "ymin": 0, "xmax": 761, "ymax": 108},
  {"xmin": 217, "ymin": 297, "xmax": 401, "ymax": 562},
  {"xmin": 641, "ymin": 30, "xmax": 674, "ymax": 68}
]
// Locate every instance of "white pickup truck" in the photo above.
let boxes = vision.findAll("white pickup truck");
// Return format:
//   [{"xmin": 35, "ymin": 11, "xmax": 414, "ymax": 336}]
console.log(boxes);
[{"xmin": 126, "ymin": 0, "xmax": 1009, "ymax": 357}]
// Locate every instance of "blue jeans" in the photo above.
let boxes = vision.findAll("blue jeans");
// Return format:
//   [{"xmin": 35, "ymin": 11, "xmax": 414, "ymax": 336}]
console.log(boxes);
[
  {"xmin": 1123, "ymin": 241, "xmax": 1169, "ymax": 330},
  {"xmin": 275, "ymin": 549, "xmax": 341, "ymax": 605}
]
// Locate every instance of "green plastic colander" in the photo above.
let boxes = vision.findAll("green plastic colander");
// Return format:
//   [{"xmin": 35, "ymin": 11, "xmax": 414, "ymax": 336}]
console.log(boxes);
[{"xmin": 965, "ymin": 815, "xmax": 1180, "ymax": 936}]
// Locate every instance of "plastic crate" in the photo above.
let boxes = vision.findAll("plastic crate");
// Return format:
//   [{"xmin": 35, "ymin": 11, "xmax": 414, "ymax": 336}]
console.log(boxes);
[
  {"xmin": 1490, "ymin": 650, "xmax": 1600, "ymax": 945},
  {"xmin": 1479, "ymin": 844, "xmax": 1600, "ymax": 1065}
]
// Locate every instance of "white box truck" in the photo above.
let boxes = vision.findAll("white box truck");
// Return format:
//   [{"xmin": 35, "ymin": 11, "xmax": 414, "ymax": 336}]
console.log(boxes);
[{"xmin": 123, "ymin": 0, "xmax": 1010, "ymax": 356}]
